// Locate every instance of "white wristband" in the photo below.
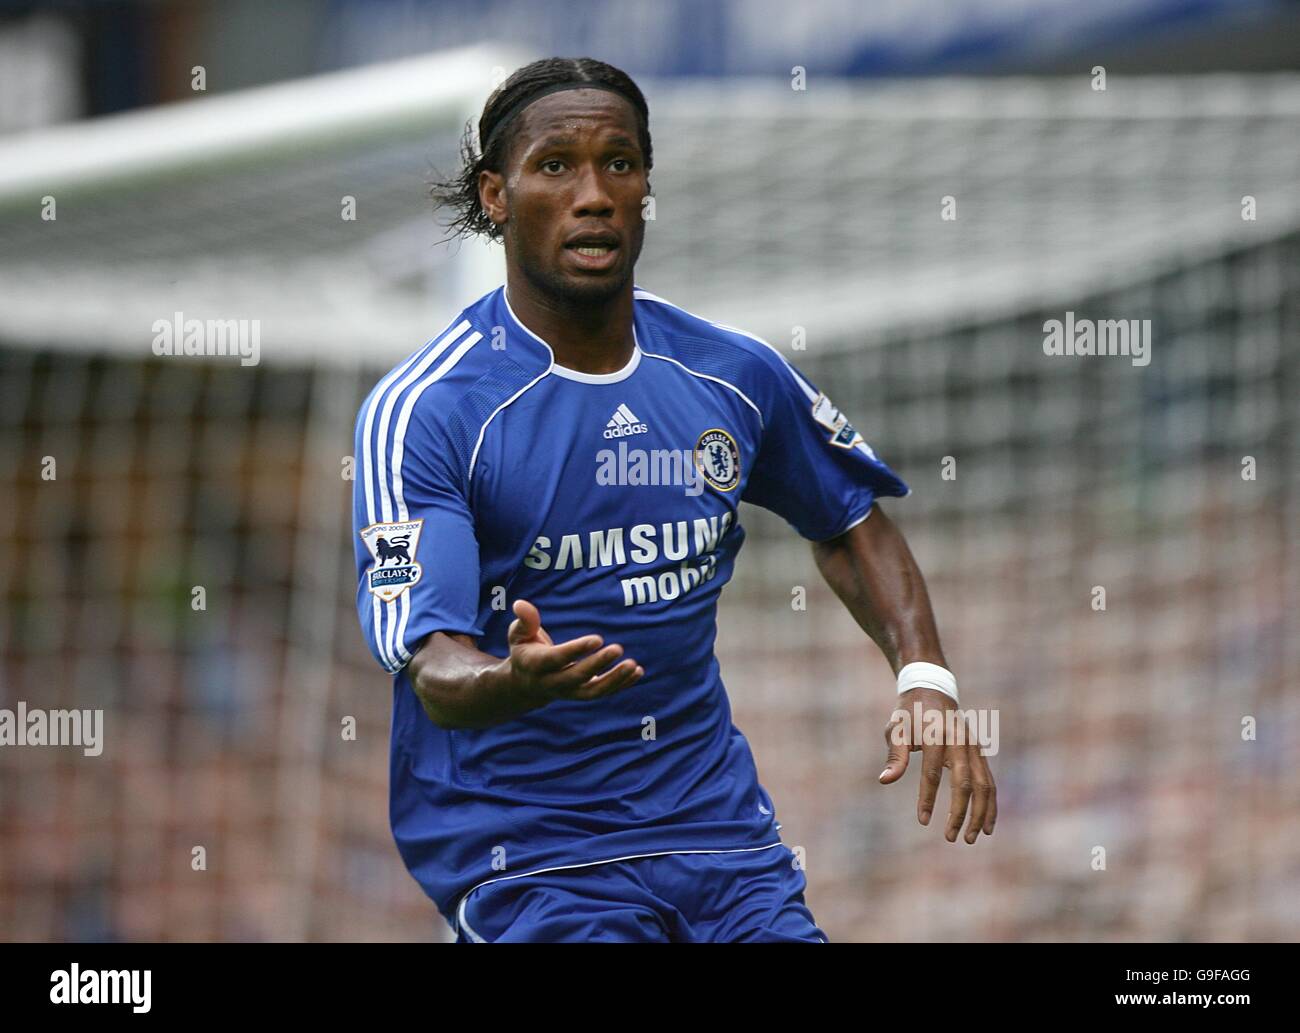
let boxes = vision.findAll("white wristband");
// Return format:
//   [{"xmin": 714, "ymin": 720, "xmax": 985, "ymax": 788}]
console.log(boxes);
[{"xmin": 897, "ymin": 662, "xmax": 959, "ymax": 705}]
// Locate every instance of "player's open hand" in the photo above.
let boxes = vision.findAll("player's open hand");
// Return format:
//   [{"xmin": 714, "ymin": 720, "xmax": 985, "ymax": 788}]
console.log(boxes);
[
  {"xmin": 507, "ymin": 599, "xmax": 644, "ymax": 704},
  {"xmin": 878, "ymin": 687, "xmax": 997, "ymax": 844}
]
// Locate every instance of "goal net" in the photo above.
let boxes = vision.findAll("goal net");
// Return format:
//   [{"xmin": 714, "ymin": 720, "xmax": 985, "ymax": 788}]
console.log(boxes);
[{"xmin": 1, "ymin": 58, "xmax": 1296, "ymax": 941}]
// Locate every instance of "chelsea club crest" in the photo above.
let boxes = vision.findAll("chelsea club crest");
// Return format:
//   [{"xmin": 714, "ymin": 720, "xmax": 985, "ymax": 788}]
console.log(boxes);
[
  {"xmin": 359, "ymin": 519, "xmax": 424, "ymax": 601},
  {"xmin": 694, "ymin": 428, "xmax": 741, "ymax": 493}
]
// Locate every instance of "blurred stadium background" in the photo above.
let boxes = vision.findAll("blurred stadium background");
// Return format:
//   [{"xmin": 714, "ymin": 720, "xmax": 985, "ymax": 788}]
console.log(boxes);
[{"xmin": 0, "ymin": 0, "xmax": 1297, "ymax": 942}]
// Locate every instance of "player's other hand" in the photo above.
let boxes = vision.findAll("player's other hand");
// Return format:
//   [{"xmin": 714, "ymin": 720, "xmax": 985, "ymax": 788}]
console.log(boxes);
[
  {"xmin": 878, "ymin": 687, "xmax": 997, "ymax": 844},
  {"xmin": 506, "ymin": 599, "xmax": 644, "ymax": 704}
]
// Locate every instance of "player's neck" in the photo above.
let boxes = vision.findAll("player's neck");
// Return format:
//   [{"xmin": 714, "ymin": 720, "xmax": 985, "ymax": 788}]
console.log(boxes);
[{"xmin": 505, "ymin": 275, "xmax": 636, "ymax": 376}]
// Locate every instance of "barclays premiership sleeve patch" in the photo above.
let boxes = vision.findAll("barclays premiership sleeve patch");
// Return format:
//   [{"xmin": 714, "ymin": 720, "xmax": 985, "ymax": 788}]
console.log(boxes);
[
  {"xmin": 811, "ymin": 392, "xmax": 869, "ymax": 452},
  {"xmin": 358, "ymin": 519, "xmax": 424, "ymax": 601}
]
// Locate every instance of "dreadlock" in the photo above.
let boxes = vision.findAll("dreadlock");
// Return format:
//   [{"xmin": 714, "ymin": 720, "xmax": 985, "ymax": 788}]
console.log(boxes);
[{"xmin": 429, "ymin": 57, "xmax": 653, "ymax": 244}]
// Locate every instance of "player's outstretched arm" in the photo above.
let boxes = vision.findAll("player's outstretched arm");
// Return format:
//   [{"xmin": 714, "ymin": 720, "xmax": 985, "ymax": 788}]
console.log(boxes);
[
  {"xmin": 811, "ymin": 504, "xmax": 996, "ymax": 843},
  {"xmin": 406, "ymin": 600, "xmax": 644, "ymax": 731}
]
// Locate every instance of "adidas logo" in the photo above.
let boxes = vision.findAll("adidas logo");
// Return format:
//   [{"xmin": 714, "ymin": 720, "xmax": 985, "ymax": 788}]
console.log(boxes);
[{"xmin": 603, "ymin": 403, "xmax": 649, "ymax": 439}]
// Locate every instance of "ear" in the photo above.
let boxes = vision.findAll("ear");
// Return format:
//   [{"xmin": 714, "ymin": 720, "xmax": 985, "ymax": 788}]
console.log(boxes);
[{"xmin": 478, "ymin": 169, "xmax": 508, "ymax": 231}]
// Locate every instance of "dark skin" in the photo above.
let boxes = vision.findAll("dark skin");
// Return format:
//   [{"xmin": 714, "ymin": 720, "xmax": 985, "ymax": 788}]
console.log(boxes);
[
  {"xmin": 812, "ymin": 506, "xmax": 996, "ymax": 843},
  {"xmin": 408, "ymin": 87, "xmax": 995, "ymax": 844},
  {"xmin": 410, "ymin": 89, "xmax": 648, "ymax": 727},
  {"xmin": 480, "ymin": 88, "xmax": 647, "ymax": 373}
]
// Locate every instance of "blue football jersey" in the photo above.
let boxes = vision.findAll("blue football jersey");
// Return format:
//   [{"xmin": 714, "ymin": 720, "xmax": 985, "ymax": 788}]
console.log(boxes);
[{"xmin": 353, "ymin": 284, "xmax": 909, "ymax": 923}]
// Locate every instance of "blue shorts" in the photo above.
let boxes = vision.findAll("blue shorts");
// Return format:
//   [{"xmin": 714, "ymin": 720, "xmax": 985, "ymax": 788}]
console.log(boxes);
[{"xmin": 452, "ymin": 843, "xmax": 826, "ymax": 943}]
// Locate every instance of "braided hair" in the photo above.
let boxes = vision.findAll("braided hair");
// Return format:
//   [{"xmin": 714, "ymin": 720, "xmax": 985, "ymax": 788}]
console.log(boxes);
[{"xmin": 429, "ymin": 56, "xmax": 653, "ymax": 244}]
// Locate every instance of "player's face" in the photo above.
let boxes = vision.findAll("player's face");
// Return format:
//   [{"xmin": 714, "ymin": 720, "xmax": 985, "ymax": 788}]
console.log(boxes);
[{"xmin": 493, "ymin": 89, "xmax": 648, "ymax": 304}]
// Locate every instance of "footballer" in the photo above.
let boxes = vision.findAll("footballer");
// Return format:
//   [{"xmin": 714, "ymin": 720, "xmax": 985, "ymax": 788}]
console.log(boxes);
[{"xmin": 352, "ymin": 56, "xmax": 995, "ymax": 943}]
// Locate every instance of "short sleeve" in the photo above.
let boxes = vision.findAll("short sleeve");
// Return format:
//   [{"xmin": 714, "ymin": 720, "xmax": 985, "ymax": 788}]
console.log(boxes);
[
  {"xmin": 742, "ymin": 353, "xmax": 909, "ymax": 542},
  {"xmin": 353, "ymin": 396, "xmax": 483, "ymax": 674}
]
